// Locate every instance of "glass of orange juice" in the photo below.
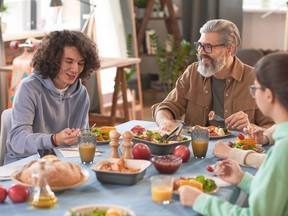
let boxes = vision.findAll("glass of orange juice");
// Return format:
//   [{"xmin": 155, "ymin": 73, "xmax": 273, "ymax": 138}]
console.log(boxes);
[
  {"xmin": 191, "ymin": 126, "xmax": 209, "ymax": 158},
  {"xmin": 78, "ymin": 129, "xmax": 97, "ymax": 164},
  {"xmin": 151, "ymin": 175, "xmax": 174, "ymax": 204}
]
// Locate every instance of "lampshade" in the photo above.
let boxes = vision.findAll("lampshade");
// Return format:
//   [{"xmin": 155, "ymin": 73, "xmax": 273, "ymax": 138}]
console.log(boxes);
[{"xmin": 50, "ymin": 0, "xmax": 63, "ymax": 7}]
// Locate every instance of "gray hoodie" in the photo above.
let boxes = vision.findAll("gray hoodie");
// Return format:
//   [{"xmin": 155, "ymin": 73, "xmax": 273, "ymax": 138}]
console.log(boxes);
[{"xmin": 5, "ymin": 71, "xmax": 90, "ymax": 164}]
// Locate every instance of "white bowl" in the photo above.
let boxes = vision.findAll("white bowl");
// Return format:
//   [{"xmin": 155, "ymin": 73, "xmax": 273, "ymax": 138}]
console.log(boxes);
[{"xmin": 91, "ymin": 158, "xmax": 151, "ymax": 185}]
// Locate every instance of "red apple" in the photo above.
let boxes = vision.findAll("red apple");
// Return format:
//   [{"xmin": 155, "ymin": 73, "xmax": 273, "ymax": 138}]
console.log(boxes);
[
  {"xmin": 0, "ymin": 185, "xmax": 7, "ymax": 203},
  {"xmin": 132, "ymin": 143, "xmax": 151, "ymax": 160},
  {"xmin": 173, "ymin": 145, "xmax": 190, "ymax": 163},
  {"xmin": 8, "ymin": 184, "xmax": 30, "ymax": 203}
]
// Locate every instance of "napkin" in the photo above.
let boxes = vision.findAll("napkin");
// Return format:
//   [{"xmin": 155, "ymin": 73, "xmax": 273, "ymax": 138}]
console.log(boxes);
[
  {"xmin": 0, "ymin": 165, "xmax": 23, "ymax": 181},
  {"xmin": 59, "ymin": 148, "xmax": 102, "ymax": 158}
]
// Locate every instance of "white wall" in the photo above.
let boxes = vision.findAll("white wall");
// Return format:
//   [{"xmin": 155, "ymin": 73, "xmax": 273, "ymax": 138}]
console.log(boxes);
[{"xmin": 242, "ymin": 6, "xmax": 287, "ymax": 50}]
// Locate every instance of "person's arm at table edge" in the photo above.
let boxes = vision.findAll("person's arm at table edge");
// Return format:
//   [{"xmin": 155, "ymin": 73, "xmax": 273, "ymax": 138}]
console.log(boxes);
[{"xmin": 193, "ymin": 172, "xmax": 253, "ymax": 215}]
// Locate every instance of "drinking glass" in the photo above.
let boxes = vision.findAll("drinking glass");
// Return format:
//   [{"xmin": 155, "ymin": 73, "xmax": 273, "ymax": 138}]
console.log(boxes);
[
  {"xmin": 191, "ymin": 126, "xmax": 209, "ymax": 159},
  {"xmin": 150, "ymin": 175, "xmax": 174, "ymax": 204},
  {"xmin": 78, "ymin": 129, "xmax": 97, "ymax": 164}
]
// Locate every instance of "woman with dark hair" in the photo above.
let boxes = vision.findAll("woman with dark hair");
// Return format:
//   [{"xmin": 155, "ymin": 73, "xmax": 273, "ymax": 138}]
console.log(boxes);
[
  {"xmin": 5, "ymin": 30, "xmax": 100, "ymax": 164},
  {"xmin": 178, "ymin": 52, "xmax": 288, "ymax": 215}
]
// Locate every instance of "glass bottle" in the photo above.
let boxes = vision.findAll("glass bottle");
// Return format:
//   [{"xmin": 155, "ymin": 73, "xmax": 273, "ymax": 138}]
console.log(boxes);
[{"xmin": 29, "ymin": 159, "xmax": 58, "ymax": 208}]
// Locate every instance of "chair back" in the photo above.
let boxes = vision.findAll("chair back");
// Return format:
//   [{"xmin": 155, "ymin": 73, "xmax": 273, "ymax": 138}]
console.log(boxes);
[
  {"xmin": 236, "ymin": 48, "xmax": 264, "ymax": 67},
  {"xmin": 0, "ymin": 108, "xmax": 12, "ymax": 166}
]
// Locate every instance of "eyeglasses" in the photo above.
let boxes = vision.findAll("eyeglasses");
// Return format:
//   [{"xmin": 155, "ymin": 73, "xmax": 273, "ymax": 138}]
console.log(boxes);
[
  {"xmin": 249, "ymin": 85, "xmax": 264, "ymax": 98},
  {"xmin": 194, "ymin": 42, "xmax": 226, "ymax": 54}
]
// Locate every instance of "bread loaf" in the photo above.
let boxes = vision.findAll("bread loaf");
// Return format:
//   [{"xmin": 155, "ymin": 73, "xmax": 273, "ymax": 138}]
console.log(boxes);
[{"xmin": 18, "ymin": 155, "xmax": 83, "ymax": 187}]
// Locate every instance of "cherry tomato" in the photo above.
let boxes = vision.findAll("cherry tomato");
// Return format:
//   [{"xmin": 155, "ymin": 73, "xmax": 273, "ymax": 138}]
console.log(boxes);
[
  {"xmin": 237, "ymin": 133, "xmax": 245, "ymax": 140},
  {"xmin": 206, "ymin": 165, "xmax": 214, "ymax": 172},
  {"xmin": 241, "ymin": 145, "xmax": 248, "ymax": 150}
]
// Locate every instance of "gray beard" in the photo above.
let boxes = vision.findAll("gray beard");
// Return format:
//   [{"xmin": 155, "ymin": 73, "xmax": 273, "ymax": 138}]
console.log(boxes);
[{"xmin": 197, "ymin": 53, "xmax": 226, "ymax": 78}]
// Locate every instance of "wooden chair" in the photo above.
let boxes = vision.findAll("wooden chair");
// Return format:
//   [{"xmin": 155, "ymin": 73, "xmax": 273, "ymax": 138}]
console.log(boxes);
[{"xmin": 0, "ymin": 108, "xmax": 12, "ymax": 166}]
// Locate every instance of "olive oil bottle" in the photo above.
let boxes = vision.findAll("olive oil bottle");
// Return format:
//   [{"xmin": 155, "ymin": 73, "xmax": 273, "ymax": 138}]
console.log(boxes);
[{"xmin": 30, "ymin": 159, "xmax": 58, "ymax": 208}]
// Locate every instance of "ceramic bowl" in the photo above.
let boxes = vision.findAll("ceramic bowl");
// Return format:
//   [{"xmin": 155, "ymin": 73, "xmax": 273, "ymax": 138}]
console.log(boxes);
[
  {"xmin": 91, "ymin": 158, "xmax": 151, "ymax": 185},
  {"xmin": 151, "ymin": 155, "xmax": 182, "ymax": 174}
]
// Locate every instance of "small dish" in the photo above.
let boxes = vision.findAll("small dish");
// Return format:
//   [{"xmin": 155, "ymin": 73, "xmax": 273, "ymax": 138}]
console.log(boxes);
[
  {"xmin": 64, "ymin": 204, "xmax": 136, "ymax": 216},
  {"xmin": 91, "ymin": 158, "xmax": 151, "ymax": 185},
  {"xmin": 152, "ymin": 155, "xmax": 182, "ymax": 174}
]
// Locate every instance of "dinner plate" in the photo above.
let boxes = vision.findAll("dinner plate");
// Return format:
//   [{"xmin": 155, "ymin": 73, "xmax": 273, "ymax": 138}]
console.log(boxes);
[
  {"xmin": 11, "ymin": 168, "xmax": 90, "ymax": 191},
  {"xmin": 64, "ymin": 204, "xmax": 136, "ymax": 216},
  {"xmin": 97, "ymin": 140, "xmax": 110, "ymax": 145},
  {"xmin": 173, "ymin": 186, "xmax": 220, "ymax": 195},
  {"xmin": 209, "ymin": 132, "xmax": 231, "ymax": 139},
  {"xmin": 173, "ymin": 175, "xmax": 231, "ymax": 194},
  {"xmin": 233, "ymin": 144, "xmax": 265, "ymax": 153}
]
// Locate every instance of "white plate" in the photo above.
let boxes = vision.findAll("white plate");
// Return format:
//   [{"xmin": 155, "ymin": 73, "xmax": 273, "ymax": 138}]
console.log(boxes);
[
  {"xmin": 173, "ymin": 175, "xmax": 231, "ymax": 194},
  {"xmin": 11, "ymin": 168, "xmax": 90, "ymax": 191},
  {"xmin": 209, "ymin": 132, "xmax": 231, "ymax": 139},
  {"xmin": 64, "ymin": 204, "xmax": 136, "ymax": 216},
  {"xmin": 97, "ymin": 140, "xmax": 110, "ymax": 145}
]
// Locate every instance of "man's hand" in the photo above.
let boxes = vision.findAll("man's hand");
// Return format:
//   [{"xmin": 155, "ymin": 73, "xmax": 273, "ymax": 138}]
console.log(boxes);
[{"xmin": 225, "ymin": 111, "xmax": 250, "ymax": 131}]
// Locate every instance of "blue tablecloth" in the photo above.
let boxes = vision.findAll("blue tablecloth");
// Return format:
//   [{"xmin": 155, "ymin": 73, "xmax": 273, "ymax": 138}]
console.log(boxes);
[{"xmin": 0, "ymin": 120, "xmax": 257, "ymax": 216}]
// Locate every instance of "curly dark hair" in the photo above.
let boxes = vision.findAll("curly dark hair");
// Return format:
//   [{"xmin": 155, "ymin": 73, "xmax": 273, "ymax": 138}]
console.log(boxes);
[{"xmin": 31, "ymin": 30, "xmax": 100, "ymax": 80}]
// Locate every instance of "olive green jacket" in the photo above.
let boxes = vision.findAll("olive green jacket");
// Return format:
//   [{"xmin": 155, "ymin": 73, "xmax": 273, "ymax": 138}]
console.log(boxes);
[{"xmin": 152, "ymin": 57, "xmax": 274, "ymax": 128}]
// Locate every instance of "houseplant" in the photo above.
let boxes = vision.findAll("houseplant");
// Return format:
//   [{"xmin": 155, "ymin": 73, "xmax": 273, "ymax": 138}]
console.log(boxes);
[
  {"xmin": 150, "ymin": 34, "xmax": 197, "ymax": 95},
  {"xmin": 0, "ymin": 3, "xmax": 8, "ymax": 33}
]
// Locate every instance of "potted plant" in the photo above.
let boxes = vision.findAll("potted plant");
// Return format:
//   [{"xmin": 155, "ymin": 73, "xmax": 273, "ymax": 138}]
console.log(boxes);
[
  {"xmin": 0, "ymin": 3, "xmax": 8, "ymax": 33},
  {"xmin": 134, "ymin": 0, "xmax": 148, "ymax": 18},
  {"xmin": 150, "ymin": 34, "xmax": 197, "ymax": 95}
]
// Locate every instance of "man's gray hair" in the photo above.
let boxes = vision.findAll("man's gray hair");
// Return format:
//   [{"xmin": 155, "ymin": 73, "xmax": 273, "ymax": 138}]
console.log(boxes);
[{"xmin": 200, "ymin": 19, "xmax": 241, "ymax": 55}]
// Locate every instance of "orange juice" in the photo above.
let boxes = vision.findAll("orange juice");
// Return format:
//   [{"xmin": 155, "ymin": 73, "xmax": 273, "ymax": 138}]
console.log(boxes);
[
  {"xmin": 192, "ymin": 139, "xmax": 208, "ymax": 158},
  {"xmin": 151, "ymin": 185, "xmax": 173, "ymax": 202},
  {"xmin": 79, "ymin": 142, "xmax": 96, "ymax": 164}
]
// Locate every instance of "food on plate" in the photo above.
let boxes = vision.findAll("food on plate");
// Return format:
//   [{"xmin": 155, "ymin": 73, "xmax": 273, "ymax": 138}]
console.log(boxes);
[
  {"xmin": 7, "ymin": 184, "xmax": 30, "ymax": 203},
  {"xmin": 98, "ymin": 157, "xmax": 141, "ymax": 173},
  {"xmin": 174, "ymin": 175, "xmax": 217, "ymax": 193},
  {"xmin": 173, "ymin": 145, "xmax": 190, "ymax": 163},
  {"xmin": 229, "ymin": 134, "xmax": 261, "ymax": 151},
  {"xmin": 130, "ymin": 125, "xmax": 146, "ymax": 136},
  {"xmin": 132, "ymin": 143, "xmax": 151, "ymax": 160},
  {"xmin": 0, "ymin": 185, "xmax": 7, "ymax": 203},
  {"xmin": 16, "ymin": 155, "xmax": 83, "ymax": 187},
  {"xmin": 131, "ymin": 125, "xmax": 188, "ymax": 144},
  {"xmin": 208, "ymin": 125, "xmax": 229, "ymax": 137},
  {"xmin": 69, "ymin": 207, "xmax": 124, "ymax": 216},
  {"xmin": 92, "ymin": 126, "xmax": 116, "ymax": 141}
]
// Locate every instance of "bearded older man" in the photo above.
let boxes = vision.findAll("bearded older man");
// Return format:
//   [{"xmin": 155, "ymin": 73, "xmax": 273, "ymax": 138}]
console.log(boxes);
[{"xmin": 152, "ymin": 19, "xmax": 274, "ymax": 132}]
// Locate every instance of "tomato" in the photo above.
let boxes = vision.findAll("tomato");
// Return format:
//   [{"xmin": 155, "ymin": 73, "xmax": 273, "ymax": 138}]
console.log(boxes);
[
  {"xmin": 237, "ymin": 133, "xmax": 245, "ymax": 140},
  {"xmin": 131, "ymin": 125, "xmax": 146, "ymax": 135},
  {"xmin": 206, "ymin": 165, "xmax": 214, "ymax": 172},
  {"xmin": 241, "ymin": 145, "xmax": 248, "ymax": 150}
]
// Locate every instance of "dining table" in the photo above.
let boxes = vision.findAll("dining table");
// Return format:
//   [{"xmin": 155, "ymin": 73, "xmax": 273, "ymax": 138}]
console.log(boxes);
[{"xmin": 0, "ymin": 120, "xmax": 261, "ymax": 216}]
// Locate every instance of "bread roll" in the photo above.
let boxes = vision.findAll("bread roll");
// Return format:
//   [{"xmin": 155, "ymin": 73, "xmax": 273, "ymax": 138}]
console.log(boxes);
[{"xmin": 18, "ymin": 155, "xmax": 83, "ymax": 187}]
